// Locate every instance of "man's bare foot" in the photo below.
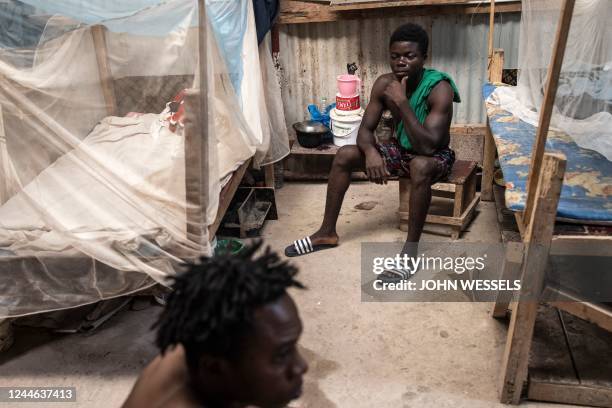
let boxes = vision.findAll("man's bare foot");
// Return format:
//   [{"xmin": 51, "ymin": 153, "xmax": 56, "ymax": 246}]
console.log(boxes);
[{"xmin": 309, "ymin": 230, "xmax": 339, "ymax": 246}]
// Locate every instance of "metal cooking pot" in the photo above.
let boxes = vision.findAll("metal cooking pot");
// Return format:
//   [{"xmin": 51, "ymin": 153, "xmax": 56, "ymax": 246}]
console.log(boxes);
[{"xmin": 293, "ymin": 120, "xmax": 329, "ymax": 148}]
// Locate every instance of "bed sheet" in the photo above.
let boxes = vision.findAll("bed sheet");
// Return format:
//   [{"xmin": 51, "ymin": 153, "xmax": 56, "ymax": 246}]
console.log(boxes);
[{"xmin": 483, "ymin": 83, "xmax": 612, "ymax": 222}]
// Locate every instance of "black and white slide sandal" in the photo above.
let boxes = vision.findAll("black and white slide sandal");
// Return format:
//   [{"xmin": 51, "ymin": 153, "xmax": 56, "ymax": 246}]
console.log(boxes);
[
  {"xmin": 379, "ymin": 267, "xmax": 416, "ymax": 283},
  {"xmin": 284, "ymin": 236, "xmax": 337, "ymax": 257}
]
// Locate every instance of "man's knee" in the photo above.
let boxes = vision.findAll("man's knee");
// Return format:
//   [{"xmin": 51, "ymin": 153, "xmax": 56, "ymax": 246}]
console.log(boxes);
[
  {"xmin": 333, "ymin": 145, "xmax": 362, "ymax": 170},
  {"xmin": 409, "ymin": 157, "xmax": 438, "ymax": 184}
]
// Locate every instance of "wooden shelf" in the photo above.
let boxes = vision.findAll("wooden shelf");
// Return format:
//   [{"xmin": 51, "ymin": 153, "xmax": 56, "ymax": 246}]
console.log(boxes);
[
  {"xmin": 279, "ymin": 0, "xmax": 521, "ymax": 25},
  {"xmin": 291, "ymin": 142, "xmax": 340, "ymax": 155}
]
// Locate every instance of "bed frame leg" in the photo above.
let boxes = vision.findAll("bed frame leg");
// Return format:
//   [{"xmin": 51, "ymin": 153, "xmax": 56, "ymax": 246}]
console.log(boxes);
[
  {"xmin": 492, "ymin": 242, "xmax": 524, "ymax": 319},
  {"xmin": 0, "ymin": 319, "xmax": 13, "ymax": 352},
  {"xmin": 264, "ymin": 164, "xmax": 275, "ymax": 188},
  {"xmin": 481, "ymin": 121, "xmax": 496, "ymax": 201},
  {"xmin": 498, "ymin": 153, "xmax": 566, "ymax": 404}
]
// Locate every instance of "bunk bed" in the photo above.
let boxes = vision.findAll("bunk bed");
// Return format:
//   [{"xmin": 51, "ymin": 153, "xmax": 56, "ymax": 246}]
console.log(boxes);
[
  {"xmin": 481, "ymin": 0, "xmax": 612, "ymax": 406},
  {"xmin": 0, "ymin": 0, "xmax": 276, "ymax": 322}
]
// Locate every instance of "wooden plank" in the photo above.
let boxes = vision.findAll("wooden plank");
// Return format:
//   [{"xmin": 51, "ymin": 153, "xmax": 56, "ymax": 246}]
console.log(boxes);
[
  {"xmin": 183, "ymin": 1, "xmax": 210, "ymax": 249},
  {"xmin": 499, "ymin": 153, "xmax": 567, "ymax": 404},
  {"xmin": 183, "ymin": 90, "xmax": 205, "ymax": 247},
  {"xmin": 0, "ymin": 318, "xmax": 13, "ymax": 352},
  {"xmin": 208, "ymin": 160, "xmax": 251, "ymax": 238},
  {"xmin": 481, "ymin": 121, "xmax": 496, "ymax": 201},
  {"xmin": 545, "ymin": 288, "xmax": 612, "ymax": 333},
  {"xmin": 492, "ymin": 241, "xmax": 523, "ymax": 318},
  {"xmin": 489, "ymin": 49, "xmax": 504, "ymax": 83},
  {"xmin": 528, "ymin": 305, "xmax": 578, "ymax": 387},
  {"xmin": 264, "ymin": 164, "xmax": 276, "ymax": 188},
  {"xmin": 198, "ymin": 0, "xmax": 209, "ymax": 246},
  {"xmin": 550, "ymin": 235, "xmax": 612, "ymax": 257},
  {"xmin": 523, "ymin": 0, "xmax": 576, "ymax": 228},
  {"xmin": 291, "ymin": 142, "xmax": 340, "ymax": 155},
  {"xmin": 514, "ymin": 211, "xmax": 525, "ymax": 239},
  {"xmin": 91, "ymin": 25, "xmax": 117, "ymax": 116},
  {"xmin": 453, "ymin": 184, "xmax": 465, "ymax": 218},
  {"xmin": 331, "ymin": 0, "xmax": 485, "ymax": 11},
  {"xmin": 279, "ymin": 0, "xmax": 520, "ymax": 24},
  {"xmin": 561, "ymin": 311, "xmax": 612, "ymax": 390},
  {"xmin": 487, "ymin": 0, "xmax": 496, "ymax": 70},
  {"xmin": 0, "ymin": 104, "xmax": 19, "ymax": 205},
  {"xmin": 529, "ymin": 382, "xmax": 612, "ymax": 408}
]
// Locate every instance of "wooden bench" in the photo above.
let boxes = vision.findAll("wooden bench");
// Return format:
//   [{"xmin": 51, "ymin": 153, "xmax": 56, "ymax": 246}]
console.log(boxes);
[{"xmin": 398, "ymin": 159, "xmax": 480, "ymax": 240}]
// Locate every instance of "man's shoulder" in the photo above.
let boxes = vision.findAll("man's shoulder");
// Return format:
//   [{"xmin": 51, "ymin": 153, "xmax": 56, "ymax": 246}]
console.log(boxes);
[
  {"xmin": 374, "ymin": 73, "xmax": 396, "ymax": 86},
  {"xmin": 370, "ymin": 73, "xmax": 396, "ymax": 96}
]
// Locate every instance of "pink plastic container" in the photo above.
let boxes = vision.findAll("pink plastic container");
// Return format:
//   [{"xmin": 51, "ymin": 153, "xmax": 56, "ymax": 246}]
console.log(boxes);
[{"xmin": 337, "ymin": 74, "xmax": 360, "ymax": 97}]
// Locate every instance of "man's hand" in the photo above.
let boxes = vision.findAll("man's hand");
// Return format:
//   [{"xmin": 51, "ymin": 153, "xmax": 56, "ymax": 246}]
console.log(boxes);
[
  {"xmin": 365, "ymin": 149, "xmax": 389, "ymax": 185},
  {"xmin": 383, "ymin": 76, "xmax": 409, "ymax": 109}
]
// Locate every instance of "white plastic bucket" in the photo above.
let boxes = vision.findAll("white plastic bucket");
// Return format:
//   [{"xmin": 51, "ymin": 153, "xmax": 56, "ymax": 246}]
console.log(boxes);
[{"xmin": 330, "ymin": 108, "xmax": 363, "ymax": 147}]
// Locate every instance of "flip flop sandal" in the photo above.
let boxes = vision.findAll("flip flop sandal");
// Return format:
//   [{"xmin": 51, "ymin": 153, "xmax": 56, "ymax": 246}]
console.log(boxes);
[
  {"xmin": 379, "ymin": 267, "xmax": 417, "ymax": 283},
  {"xmin": 284, "ymin": 236, "xmax": 337, "ymax": 257}
]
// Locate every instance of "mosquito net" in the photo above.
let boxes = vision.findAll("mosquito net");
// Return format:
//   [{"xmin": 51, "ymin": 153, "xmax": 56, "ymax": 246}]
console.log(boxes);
[
  {"xmin": 490, "ymin": 0, "xmax": 612, "ymax": 161},
  {"xmin": 0, "ymin": 0, "xmax": 288, "ymax": 317}
]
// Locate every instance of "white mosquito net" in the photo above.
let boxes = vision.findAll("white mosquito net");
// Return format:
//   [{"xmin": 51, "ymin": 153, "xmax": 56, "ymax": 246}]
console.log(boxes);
[
  {"xmin": 490, "ymin": 0, "xmax": 612, "ymax": 161},
  {"xmin": 0, "ymin": 0, "xmax": 289, "ymax": 318}
]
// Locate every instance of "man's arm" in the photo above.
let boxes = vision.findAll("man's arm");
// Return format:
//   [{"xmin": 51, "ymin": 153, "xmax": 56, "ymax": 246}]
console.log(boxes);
[
  {"xmin": 357, "ymin": 77, "xmax": 390, "ymax": 184},
  {"xmin": 385, "ymin": 79, "xmax": 454, "ymax": 156}
]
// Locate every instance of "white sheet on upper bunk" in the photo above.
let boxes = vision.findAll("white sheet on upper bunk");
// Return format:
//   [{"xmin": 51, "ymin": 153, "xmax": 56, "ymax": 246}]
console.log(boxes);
[{"xmin": 489, "ymin": 86, "xmax": 612, "ymax": 161}]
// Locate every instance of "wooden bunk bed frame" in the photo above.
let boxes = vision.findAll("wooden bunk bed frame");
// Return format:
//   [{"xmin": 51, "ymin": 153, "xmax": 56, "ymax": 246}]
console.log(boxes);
[{"xmin": 482, "ymin": 1, "xmax": 612, "ymax": 406}]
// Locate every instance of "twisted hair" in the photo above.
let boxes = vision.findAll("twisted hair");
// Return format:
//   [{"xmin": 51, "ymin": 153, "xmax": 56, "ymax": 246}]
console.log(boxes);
[
  {"xmin": 155, "ymin": 241, "xmax": 304, "ymax": 372},
  {"xmin": 389, "ymin": 23, "xmax": 429, "ymax": 56}
]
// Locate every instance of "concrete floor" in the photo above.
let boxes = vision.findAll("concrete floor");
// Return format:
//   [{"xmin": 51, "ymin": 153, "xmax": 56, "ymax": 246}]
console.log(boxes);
[{"xmin": 0, "ymin": 181, "xmax": 577, "ymax": 407}]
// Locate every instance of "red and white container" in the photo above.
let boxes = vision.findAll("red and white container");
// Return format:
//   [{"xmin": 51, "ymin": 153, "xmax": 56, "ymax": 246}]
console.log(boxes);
[{"xmin": 336, "ymin": 93, "xmax": 360, "ymax": 111}]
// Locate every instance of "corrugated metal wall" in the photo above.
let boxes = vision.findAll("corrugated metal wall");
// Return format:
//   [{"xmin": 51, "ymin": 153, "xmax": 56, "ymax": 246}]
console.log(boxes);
[{"xmin": 278, "ymin": 12, "xmax": 520, "ymax": 130}]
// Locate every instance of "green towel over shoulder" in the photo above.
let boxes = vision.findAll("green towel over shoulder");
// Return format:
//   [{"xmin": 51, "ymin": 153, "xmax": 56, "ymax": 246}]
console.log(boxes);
[{"xmin": 396, "ymin": 68, "xmax": 461, "ymax": 151}]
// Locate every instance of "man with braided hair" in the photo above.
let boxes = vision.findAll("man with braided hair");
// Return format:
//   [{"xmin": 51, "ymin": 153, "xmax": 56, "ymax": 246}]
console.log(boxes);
[{"xmin": 123, "ymin": 242, "xmax": 308, "ymax": 408}]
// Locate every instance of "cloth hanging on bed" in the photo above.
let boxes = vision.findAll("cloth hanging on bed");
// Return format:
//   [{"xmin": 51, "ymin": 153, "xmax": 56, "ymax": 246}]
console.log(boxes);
[{"xmin": 252, "ymin": 0, "xmax": 279, "ymax": 44}]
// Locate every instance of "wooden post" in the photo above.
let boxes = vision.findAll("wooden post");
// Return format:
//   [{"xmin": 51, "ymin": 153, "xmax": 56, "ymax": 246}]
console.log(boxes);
[
  {"xmin": 91, "ymin": 25, "xmax": 117, "ymax": 116},
  {"xmin": 522, "ymin": 0, "xmax": 575, "ymax": 229},
  {"xmin": 498, "ymin": 153, "xmax": 567, "ymax": 404},
  {"xmin": 481, "ymin": 120, "xmax": 496, "ymax": 201},
  {"xmin": 489, "ymin": 49, "xmax": 504, "ymax": 83},
  {"xmin": 486, "ymin": 0, "xmax": 496, "ymax": 79},
  {"xmin": 183, "ymin": 1, "xmax": 210, "ymax": 251},
  {"xmin": 264, "ymin": 164, "xmax": 276, "ymax": 188},
  {"xmin": 184, "ymin": 90, "xmax": 205, "ymax": 248},
  {"xmin": 198, "ymin": 0, "xmax": 209, "ymax": 246},
  {"xmin": 492, "ymin": 241, "xmax": 524, "ymax": 318}
]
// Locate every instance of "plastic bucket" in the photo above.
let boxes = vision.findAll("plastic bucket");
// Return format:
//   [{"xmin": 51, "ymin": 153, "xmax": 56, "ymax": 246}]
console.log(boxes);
[
  {"xmin": 337, "ymin": 74, "xmax": 361, "ymax": 97},
  {"xmin": 330, "ymin": 108, "xmax": 363, "ymax": 146}
]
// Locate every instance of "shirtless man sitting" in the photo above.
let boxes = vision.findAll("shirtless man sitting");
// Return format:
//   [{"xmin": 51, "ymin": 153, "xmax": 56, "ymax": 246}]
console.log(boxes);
[
  {"xmin": 123, "ymin": 242, "xmax": 308, "ymax": 408},
  {"xmin": 285, "ymin": 23, "xmax": 460, "ymax": 280}
]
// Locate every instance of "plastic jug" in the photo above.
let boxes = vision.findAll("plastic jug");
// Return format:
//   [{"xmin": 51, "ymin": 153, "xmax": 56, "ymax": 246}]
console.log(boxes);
[{"xmin": 337, "ymin": 74, "xmax": 361, "ymax": 97}]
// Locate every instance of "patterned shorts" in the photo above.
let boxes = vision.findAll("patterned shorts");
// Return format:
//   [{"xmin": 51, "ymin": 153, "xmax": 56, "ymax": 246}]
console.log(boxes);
[{"xmin": 375, "ymin": 138, "xmax": 455, "ymax": 183}]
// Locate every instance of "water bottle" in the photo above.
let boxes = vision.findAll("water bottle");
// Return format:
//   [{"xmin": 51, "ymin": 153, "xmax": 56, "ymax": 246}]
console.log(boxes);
[{"xmin": 320, "ymin": 97, "xmax": 328, "ymax": 114}]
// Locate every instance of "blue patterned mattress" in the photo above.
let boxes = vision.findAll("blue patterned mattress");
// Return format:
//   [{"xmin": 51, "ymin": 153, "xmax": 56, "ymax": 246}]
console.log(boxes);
[{"xmin": 483, "ymin": 83, "xmax": 612, "ymax": 223}]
